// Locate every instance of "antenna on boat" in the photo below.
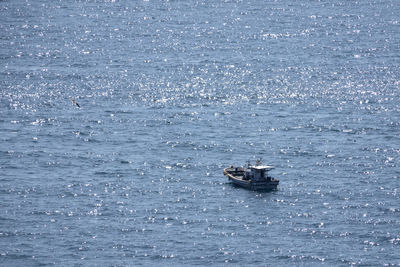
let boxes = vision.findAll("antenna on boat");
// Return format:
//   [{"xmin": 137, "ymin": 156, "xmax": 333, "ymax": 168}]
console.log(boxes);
[{"xmin": 256, "ymin": 158, "xmax": 262, "ymax": 166}]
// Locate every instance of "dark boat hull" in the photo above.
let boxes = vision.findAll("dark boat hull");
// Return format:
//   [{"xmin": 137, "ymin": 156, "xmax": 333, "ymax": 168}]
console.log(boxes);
[{"xmin": 224, "ymin": 168, "xmax": 279, "ymax": 191}]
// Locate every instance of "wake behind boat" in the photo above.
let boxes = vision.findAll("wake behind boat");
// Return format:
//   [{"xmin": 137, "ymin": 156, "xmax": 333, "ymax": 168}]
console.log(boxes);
[{"xmin": 224, "ymin": 160, "xmax": 279, "ymax": 191}]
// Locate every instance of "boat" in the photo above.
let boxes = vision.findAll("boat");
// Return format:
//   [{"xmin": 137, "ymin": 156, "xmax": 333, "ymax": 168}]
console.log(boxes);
[{"xmin": 223, "ymin": 160, "xmax": 279, "ymax": 191}]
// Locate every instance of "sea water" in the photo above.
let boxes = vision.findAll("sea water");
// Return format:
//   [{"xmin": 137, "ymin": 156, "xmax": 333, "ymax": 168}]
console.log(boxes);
[{"xmin": 1, "ymin": 0, "xmax": 399, "ymax": 265}]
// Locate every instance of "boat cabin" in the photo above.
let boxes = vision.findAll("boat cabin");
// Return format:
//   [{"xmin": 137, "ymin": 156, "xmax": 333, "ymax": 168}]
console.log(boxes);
[{"xmin": 244, "ymin": 165, "xmax": 274, "ymax": 181}]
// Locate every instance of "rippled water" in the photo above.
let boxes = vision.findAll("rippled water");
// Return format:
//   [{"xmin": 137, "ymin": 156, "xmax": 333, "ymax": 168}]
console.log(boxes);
[{"xmin": 1, "ymin": 0, "xmax": 399, "ymax": 265}]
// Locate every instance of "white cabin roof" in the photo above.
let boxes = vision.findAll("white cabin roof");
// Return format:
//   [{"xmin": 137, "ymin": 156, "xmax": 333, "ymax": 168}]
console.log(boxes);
[{"xmin": 251, "ymin": 165, "xmax": 274, "ymax": 170}]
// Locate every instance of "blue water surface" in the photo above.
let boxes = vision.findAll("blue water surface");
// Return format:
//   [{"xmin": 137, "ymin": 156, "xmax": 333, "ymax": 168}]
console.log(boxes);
[{"xmin": 1, "ymin": 0, "xmax": 399, "ymax": 265}]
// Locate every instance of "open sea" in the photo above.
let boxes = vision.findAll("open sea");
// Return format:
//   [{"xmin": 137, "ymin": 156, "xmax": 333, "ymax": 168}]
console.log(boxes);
[{"xmin": 1, "ymin": 0, "xmax": 399, "ymax": 266}]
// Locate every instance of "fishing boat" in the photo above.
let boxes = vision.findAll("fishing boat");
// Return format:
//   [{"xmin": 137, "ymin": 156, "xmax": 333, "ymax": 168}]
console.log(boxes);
[{"xmin": 223, "ymin": 160, "xmax": 279, "ymax": 190}]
